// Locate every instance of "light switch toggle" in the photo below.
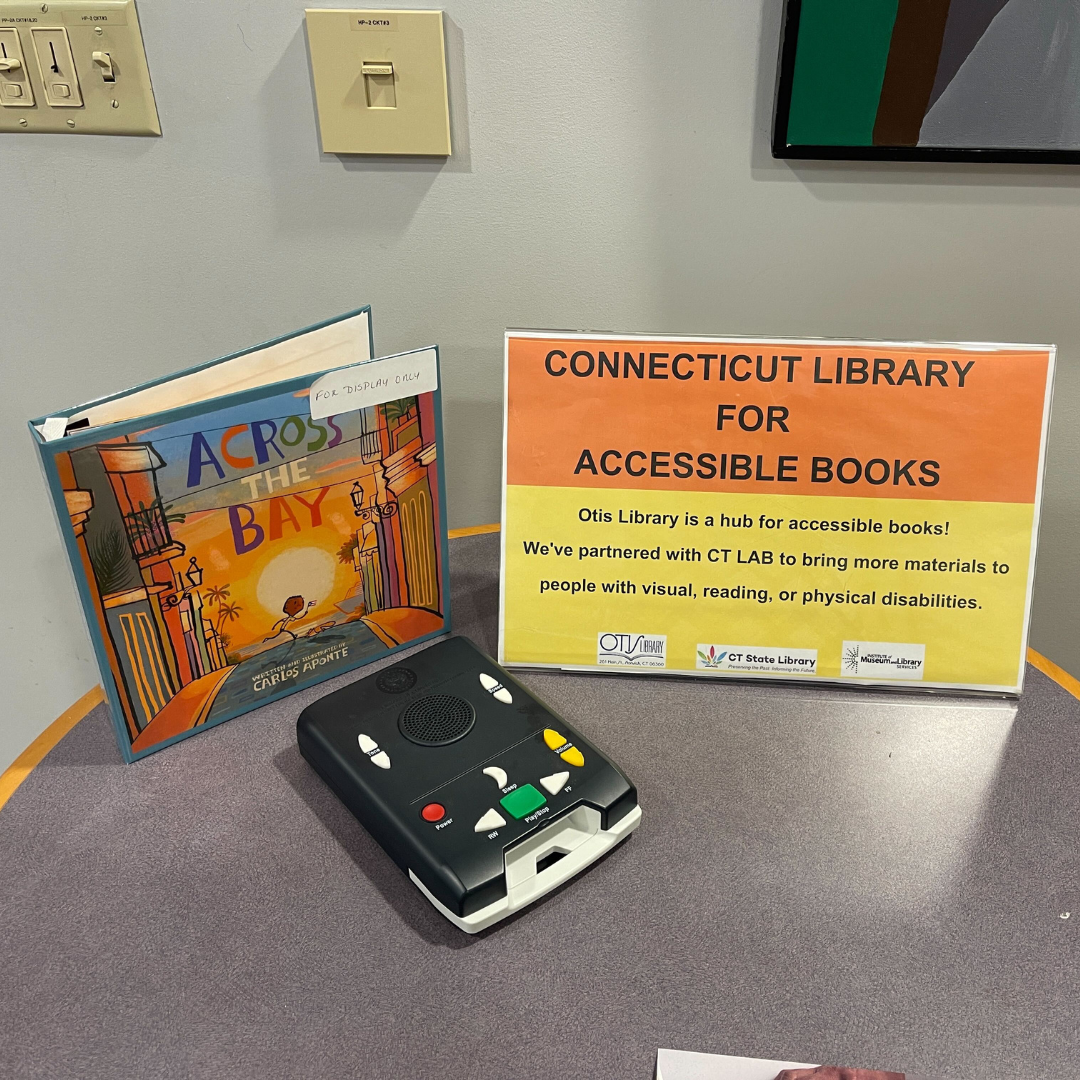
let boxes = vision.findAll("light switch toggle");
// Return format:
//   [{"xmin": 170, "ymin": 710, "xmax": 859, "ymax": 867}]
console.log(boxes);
[
  {"xmin": 362, "ymin": 60, "xmax": 396, "ymax": 109},
  {"xmin": 92, "ymin": 51, "xmax": 116, "ymax": 82},
  {"xmin": 0, "ymin": 27, "xmax": 33, "ymax": 107},
  {"xmin": 31, "ymin": 28, "xmax": 83, "ymax": 107}
]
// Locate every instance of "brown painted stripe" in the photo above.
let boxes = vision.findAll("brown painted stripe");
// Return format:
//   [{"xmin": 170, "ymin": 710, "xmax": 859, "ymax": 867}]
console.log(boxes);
[{"xmin": 873, "ymin": 0, "xmax": 953, "ymax": 146}]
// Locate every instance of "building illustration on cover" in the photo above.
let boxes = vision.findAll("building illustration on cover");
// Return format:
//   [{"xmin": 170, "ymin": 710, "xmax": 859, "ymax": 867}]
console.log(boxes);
[{"xmin": 53, "ymin": 387, "xmax": 445, "ymax": 756}]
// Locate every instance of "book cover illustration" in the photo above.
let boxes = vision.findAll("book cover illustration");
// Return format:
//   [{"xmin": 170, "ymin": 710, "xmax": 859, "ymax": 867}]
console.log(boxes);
[{"xmin": 44, "ymin": 368, "xmax": 447, "ymax": 761}]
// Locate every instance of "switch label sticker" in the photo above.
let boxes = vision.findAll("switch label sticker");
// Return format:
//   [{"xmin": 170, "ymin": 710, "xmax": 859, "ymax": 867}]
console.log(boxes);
[
  {"xmin": 351, "ymin": 14, "xmax": 399, "ymax": 31},
  {"xmin": 62, "ymin": 9, "xmax": 129, "ymax": 25},
  {"xmin": 500, "ymin": 332, "xmax": 1054, "ymax": 692}
]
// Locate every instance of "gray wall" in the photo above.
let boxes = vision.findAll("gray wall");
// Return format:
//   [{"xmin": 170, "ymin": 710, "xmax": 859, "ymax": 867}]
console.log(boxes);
[{"xmin": 2, "ymin": 0, "xmax": 1077, "ymax": 772}]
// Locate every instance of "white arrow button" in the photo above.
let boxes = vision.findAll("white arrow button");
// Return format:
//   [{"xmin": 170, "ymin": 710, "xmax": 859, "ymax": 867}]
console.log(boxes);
[
  {"xmin": 539, "ymin": 771, "xmax": 570, "ymax": 796},
  {"xmin": 474, "ymin": 808, "xmax": 506, "ymax": 832},
  {"xmin": 479, "ymin": 672, "xmax": 513, "ymax": 704}
]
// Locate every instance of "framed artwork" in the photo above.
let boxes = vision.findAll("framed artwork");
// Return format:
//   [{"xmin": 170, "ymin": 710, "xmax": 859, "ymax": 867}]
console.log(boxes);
[{"xmin": 773, "ymin": 0, "xmax": 1080, "ymax": 163}]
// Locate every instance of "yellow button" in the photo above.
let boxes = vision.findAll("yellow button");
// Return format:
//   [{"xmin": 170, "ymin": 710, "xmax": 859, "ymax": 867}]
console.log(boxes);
[
  {"xmin": 543, "ymin": 728, "xmax": 565, "ymax": 751},
  {"xmin": 560, "ymin": 746, "xmax": 585, "ymax": 767}
]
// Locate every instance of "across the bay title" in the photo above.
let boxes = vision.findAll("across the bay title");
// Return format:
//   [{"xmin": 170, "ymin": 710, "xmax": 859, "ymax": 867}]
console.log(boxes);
[{"xmin": 544, "ymin": 348, "xmax": 977, "ymax": 487}]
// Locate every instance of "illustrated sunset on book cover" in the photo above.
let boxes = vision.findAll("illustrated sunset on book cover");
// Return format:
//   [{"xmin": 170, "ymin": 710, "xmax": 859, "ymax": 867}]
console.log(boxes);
[{"xmin": 46, "ymin": 374, "xmax": 446, "ymax": 759}]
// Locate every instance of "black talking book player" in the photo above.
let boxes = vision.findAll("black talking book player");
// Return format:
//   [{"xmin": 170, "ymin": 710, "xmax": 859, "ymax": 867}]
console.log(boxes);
[{"xmin": 297, "ymin": 636, "xmax": 641, "ymax": 932}]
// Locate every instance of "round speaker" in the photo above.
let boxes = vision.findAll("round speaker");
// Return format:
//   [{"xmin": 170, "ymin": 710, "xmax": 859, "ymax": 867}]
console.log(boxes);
[
  {"xmin": 399, "ymin": 695, "xmax": 475, "ymax": 746},
  {"xmin": 376, "ymin": 666, "xmax": 417, "ymax": 694}
]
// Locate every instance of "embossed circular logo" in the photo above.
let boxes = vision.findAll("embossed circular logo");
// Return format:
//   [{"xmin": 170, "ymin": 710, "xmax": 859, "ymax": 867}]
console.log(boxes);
[{"xmin": 375, "ymin": 666, "xmax": 417, "ymax": 694}]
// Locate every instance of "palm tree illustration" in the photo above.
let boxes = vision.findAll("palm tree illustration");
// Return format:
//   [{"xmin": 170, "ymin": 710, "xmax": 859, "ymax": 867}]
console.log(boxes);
[
  {"xmin": 205, "ymin": 583, "xmax": 231, "ymax": 608},
  {"xmin": 337, "ymin": 536, "xmax": 359, "ymax": 565},
  {"xmin": 215, "ymin": 600, "xmax": 243, "ymax": 635}
]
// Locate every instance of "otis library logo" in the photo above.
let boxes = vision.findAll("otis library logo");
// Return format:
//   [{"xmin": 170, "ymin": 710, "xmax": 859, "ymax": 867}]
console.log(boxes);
[
  {"xmin": 842, "ymin": 641, "xmax": 925, "ymax": 680},
  {"xmin": 597, "ymin": 632, "xmax": 666, "ymax": 668}
]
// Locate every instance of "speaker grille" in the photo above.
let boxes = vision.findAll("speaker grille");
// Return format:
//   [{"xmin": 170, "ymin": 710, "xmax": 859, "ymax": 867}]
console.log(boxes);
[
  {"xmin": 375, "ymin": 666, "xmax": 417, "ymax": 694},
  {"xmin": 399, "ymin": 695, "xmax": 475, "ymax": 746}
]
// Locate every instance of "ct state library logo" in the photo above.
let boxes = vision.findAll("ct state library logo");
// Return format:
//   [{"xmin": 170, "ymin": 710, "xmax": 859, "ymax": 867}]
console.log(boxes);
[
  {"xmin": 696, "ymin": 644, "xmax": 818, "ymax": 675},
  {"xmin": 697, "ymin": 646, "xmax": 728, "ymax": 669},
  {"xmin": 597, "ymin": 632, "xmax": 667, "ymax": 668}
]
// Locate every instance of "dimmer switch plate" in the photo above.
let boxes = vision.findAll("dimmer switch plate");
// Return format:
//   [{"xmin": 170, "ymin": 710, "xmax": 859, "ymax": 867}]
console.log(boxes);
[
  {"xmin": 0, "ymin": 0, "xmax": 159, "ymax": 136},
  {"xmin": 305, "ymin": 9, "xmax": 451, "ymax": 155}
]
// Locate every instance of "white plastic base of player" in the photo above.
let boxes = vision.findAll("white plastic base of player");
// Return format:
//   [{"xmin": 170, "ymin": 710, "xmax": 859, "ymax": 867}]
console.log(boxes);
[{"xmin": 409, "ymin": 803, "xmax": 642, "ymax": 934}]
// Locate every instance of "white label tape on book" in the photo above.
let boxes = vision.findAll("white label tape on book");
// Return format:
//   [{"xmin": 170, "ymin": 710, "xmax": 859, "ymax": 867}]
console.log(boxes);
[
  {"xmin": 41, "ymin": 417, "xmax": 68, "ymax": 442},
  {"xmin": 309, "ymin": 348, "xmax": 438, "ymax": 421}
]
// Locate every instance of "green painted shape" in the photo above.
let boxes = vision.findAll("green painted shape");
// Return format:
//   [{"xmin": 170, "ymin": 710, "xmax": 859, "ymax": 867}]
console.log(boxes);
[{"xmin": 785, "ymin": 0, "xmax": 901, "ymax": 146}]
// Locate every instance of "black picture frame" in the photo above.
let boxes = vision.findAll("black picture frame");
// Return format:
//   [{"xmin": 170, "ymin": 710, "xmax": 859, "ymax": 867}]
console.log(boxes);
[{"xmin": 772, "ymin": 0, "xmax": 1080, "ymax": 165}]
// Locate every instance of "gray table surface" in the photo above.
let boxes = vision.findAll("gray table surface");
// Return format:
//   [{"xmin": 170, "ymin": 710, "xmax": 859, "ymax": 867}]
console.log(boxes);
[{"xmin": 2, "ymin": 532, "xmax": 1077, "ymax": 1080}]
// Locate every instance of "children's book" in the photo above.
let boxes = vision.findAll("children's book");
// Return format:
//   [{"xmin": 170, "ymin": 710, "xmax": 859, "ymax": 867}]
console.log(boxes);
[{"xmin": 30, "ymin": 308, "xmax": 451, "ymax": 762}]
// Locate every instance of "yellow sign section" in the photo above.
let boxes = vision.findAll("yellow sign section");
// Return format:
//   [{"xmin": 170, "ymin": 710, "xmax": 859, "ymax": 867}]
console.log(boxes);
[
  {"xmin": 501, "ymin": 333, "xmax": 1055, "ymax": 693},
  {"xmin": 502, "ymin": 485, "xmax": 1033, "ymax": 689}
]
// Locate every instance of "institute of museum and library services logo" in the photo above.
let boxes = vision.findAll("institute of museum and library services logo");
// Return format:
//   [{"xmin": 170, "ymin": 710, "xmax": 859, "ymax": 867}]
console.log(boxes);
[
  {"xmin": 597, "ymin": 632, "xmax": 667, "ymax": 668},
  {"xmin": 842, "ymin": 641, "xmax": 925, "ymax": 680}
]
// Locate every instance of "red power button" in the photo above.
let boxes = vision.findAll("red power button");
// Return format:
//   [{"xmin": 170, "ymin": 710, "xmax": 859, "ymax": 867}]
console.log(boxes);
[{"xmin": 421, "ymin": 803, "xmax": 446, "ymax": 823}]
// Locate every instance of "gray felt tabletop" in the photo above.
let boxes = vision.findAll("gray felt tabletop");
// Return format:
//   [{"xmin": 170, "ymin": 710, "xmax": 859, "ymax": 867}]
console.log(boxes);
[{"xmin": 2, "ymin": 532, "xmax": 1077, "ymax": 1080}]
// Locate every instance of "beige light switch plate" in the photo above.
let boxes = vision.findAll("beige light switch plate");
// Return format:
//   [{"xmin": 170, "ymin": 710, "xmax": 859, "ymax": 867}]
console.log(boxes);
[
  {"xmin": 0, "ymin": 0, "xmax": 159, "ymax": 135},
  {"xmin": 305, "ymin": 8, "xmax": 450, "ymax": 156}
]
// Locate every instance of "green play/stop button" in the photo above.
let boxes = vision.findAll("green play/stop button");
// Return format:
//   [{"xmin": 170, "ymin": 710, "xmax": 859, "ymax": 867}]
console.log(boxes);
[{"xmin": 500, "ymin": 784, "xmax": 546, "ymax": 819}]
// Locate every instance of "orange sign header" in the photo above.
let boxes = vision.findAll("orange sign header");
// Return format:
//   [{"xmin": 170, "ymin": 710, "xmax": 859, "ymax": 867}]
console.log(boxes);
[{"xmin": 505, "ymin": 334, "xmax": 1053, "ymax": 504}]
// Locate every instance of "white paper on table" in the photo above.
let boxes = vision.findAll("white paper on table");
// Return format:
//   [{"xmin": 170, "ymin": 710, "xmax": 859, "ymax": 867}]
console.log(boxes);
[{"xmin": 656, "ymin": 1050, "xmax": 816, "ymax": 1080}]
